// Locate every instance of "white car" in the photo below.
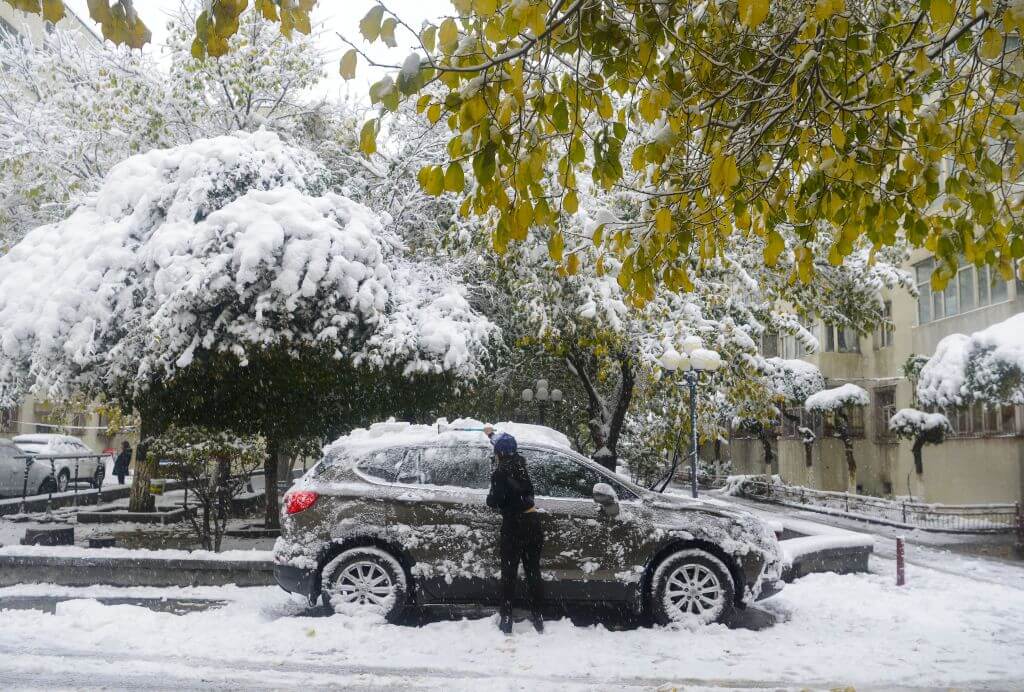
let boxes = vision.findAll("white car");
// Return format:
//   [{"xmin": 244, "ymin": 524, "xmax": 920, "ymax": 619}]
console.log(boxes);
[{"xmin": 5, "ymin": 434, "xmax": 106, "ymax": 494}]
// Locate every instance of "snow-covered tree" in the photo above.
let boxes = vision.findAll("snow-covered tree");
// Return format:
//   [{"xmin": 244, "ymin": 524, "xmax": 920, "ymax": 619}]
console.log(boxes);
[
  {"xmin": 805, "ymin": 384, "xmax": 870, "ymax": 493},
  {"xmin": 917, "ymin": 312, "xmax": 1024, "ymax": 408},
  {"xmin": 0, "ymin": 131, "xmax": 497, "ymax": 518},
  {"xmin": 0, "ymin": 25, "xmax": 170, "ymax": 245},
  {"xmin": 163, "ymin": 5, "xmax": 324, "ymax": 140},
  {"xmin": 889, "ymin": 409, "xmax": 953, "ymax": 476}
]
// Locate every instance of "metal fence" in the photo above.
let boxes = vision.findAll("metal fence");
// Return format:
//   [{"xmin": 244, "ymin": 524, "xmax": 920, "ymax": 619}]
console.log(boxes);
[
  {"xmin": 733, "ymin": 476, "xmax": 1021, "ymax": 534},
  {"xmin": 10, "ymin": 453, "xmax": 110, "ymax": 514}
]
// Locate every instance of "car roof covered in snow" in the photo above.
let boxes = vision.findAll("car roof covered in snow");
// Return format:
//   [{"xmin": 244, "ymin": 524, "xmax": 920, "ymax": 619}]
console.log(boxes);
[
  {"xmin": 13, "ymin": 434, "xmax": 83, "ymax": 445},
  {"xmin": 324, "ymin": 417, "xmax": 572, "ymax": 460}
]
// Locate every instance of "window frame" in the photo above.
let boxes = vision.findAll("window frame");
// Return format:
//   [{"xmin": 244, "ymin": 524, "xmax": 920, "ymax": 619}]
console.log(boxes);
[
  {"xmin": 521, "ymin": 445, "xmax": 640, "ymax": 501},
  {"xmin": 915, "ymin": 257, "xmax": 1012, "ymax": 325}
]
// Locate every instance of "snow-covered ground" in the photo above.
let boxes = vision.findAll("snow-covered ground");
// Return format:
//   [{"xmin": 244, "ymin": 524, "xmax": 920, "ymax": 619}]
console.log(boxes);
[{"xmin": 1, "ymin": 553, "xmax": 1022, "ymax": 690}]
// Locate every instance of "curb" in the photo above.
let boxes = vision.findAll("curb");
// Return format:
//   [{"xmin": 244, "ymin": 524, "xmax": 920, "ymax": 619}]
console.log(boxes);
[{"xmin": 0, "ymin": 553, "xmax": 275, "ymax": 588}]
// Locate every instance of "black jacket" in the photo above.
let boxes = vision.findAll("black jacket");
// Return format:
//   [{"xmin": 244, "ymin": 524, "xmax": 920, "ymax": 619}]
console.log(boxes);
[
  {"xmin": 113, "ymin": 448, "xmax": 132, "ymax": 474},
  {"xmin": 486, "ymin": 453, "xmax": 535, "ymax": 516}
]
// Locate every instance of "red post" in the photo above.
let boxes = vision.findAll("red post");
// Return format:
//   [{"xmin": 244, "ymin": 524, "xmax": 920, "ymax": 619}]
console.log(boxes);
[{"xmin": 896, "ymin": 536, "xmax": 906, "ymax": 586}]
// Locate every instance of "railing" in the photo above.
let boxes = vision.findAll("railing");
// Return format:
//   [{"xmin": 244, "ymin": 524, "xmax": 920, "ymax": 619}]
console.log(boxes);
[
  {"xmin": 11, "ymin": 453, "xmax": 110, "ymax": 514},
  {"xmin": 729, "ymin": 475, "xmax": 1021, "ymax": 534}
]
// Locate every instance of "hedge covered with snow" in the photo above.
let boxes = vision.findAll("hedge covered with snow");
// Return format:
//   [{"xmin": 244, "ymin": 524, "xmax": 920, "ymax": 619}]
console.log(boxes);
[{"xmin": 804, "ymin": 383, "xmax": 870, "ymax": 412}]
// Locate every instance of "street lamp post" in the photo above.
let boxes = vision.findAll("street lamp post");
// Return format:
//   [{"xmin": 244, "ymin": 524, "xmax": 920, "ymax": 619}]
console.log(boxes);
[
  {"xmin": 659, "ymin": 338, "xmax": 722, "ymax": 498},
  {"xmin": 522, "ymin": 379, "xmax": 563, "ymax": 426}
]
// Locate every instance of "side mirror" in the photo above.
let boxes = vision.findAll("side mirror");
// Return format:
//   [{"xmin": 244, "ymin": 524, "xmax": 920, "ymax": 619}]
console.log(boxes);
[{"xmin": 592, "ymin": 482, "xmax": 620, "ymax": 517}]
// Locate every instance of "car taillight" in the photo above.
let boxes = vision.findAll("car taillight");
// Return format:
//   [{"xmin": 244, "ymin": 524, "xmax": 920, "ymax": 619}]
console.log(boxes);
[{"xmin": 284, "ymin": 490, "xmax": 318, "ymax": 515}]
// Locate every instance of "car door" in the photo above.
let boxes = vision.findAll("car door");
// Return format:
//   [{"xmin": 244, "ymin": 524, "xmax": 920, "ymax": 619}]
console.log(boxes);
[
  {"xmin": 0, "ymin": 443, "xmax": 17, "ymax": 495},
  {"xmin": 520, "ymin": 446, "xmax": 645, "ymax": 603},
  {"xmin": 391, "ymin": 444, "xmax": 501, "ymax": 603}
]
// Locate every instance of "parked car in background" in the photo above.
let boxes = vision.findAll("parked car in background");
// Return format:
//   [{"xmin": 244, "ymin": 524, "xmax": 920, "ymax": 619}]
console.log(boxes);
[
  {"xmin": 8, "ymin": 434, "xmax": 105, "ymax": 494},
  {"xmin": 273, "ymin": 419, "xmax": 784, "ymax": 626}
]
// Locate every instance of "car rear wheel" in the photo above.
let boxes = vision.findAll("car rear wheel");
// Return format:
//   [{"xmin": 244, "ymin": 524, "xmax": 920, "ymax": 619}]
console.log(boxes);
[
  {"xmin": 651, "ymin": 549, "xmax": 735, "ymax": 626},
  {"xmin": 56, "ymin": 470, "xmax": 70, "ymax": 493},
  {"xmin": 321, "ymin": 547, "xmax": 408, "ymax": 623}
]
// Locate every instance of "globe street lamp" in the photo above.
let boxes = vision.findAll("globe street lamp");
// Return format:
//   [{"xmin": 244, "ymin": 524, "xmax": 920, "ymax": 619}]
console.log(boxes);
[
  {"xmin": 659, "ymin": 339, "xmax": 722, "ymax": 498},
  {"xmin": 522, "ymin": 379, "xmax": 563, "ymax": 426}
]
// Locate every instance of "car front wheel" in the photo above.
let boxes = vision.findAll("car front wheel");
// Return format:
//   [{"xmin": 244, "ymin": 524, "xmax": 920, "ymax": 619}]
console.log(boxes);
[
  {"xmin": 651, "ymin": 549, "xmax": 735, "ymax": 626},
  {"xmin": 321, "ymin": 547, "xmax": 408, "ymax": 623}
]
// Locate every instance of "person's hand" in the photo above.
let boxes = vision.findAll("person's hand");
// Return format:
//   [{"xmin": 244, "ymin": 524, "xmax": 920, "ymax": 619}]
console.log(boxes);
[{"xmin": 483, "ymin": 424, "xmax": 494, "ymax": 438}]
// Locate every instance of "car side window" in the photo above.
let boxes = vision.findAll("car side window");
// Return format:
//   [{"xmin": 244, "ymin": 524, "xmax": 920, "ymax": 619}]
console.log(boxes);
[
  {"xmin": 355, "ymin": 447, "xmax": 408, "ymax": 483},
  {"xmin": 419, "ymin": 445, "xmax": 492, "ymax": 489},
  {"xmin": 521, "ymin": 449, "xmax": 604, "ymax": 499}
]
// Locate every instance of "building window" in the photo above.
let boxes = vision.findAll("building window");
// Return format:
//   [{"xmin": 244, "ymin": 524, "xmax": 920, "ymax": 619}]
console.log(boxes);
[
  {"xmin": 781, "ymin": 333, "xmax": 806, "ymax": 359},
  {"xmin": 760, "ymin": 332, "xmax": 780, "ymax": 358},
  {"xmin": 874, "ymin": 301, "xmax": 894, "ymax": 350},
  {"xmin": 780, "ymin": 406, "xmax": 817, "ymax": 439},
  {"xmin": 0, "ymin": 406, "xmax": 14, "ymax": 433},
  {"xmin": 823, "ymin": 406, "xmax": 865, "ymax": 438},
  {"xmin": 824, "ymin": 323, "xmax": 860, "ymax": 353},
  {"xmin": 875, "ymin": 387, "xmax": 897, "ymax": 442},
  {"xmin": 947, "ymin": 403, "xmax": 1022, "ymax": 437},
  {"xmin": 916, "ymin": 257, "xmax": 1011, "ymax": 324}
]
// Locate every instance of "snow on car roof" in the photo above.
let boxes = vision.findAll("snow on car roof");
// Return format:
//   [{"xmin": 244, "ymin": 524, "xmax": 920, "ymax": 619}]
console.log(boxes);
[{"xmin": 325, "ymin": 417, "xmax": 572, "ymax": 460}]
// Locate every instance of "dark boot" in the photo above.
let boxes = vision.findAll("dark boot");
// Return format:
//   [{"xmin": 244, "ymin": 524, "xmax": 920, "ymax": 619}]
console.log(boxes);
[
  {"xmin": 530, "ymin": 612, "xmax": 544, "ymax": 633},
  {"xmin": 499, "ymin": 613, "xmax": 513, "ymax": 635}
]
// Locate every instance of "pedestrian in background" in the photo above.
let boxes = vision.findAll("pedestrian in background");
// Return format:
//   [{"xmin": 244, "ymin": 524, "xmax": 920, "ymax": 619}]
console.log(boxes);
[{"xmin": 113, "ymin": 441, "xmax": 132, "ymax": 485}]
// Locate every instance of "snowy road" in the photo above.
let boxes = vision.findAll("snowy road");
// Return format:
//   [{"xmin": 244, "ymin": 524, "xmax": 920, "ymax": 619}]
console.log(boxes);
[{"xmin": 2, "ymin": 553, "xmax": 1023, "ymax": 692}]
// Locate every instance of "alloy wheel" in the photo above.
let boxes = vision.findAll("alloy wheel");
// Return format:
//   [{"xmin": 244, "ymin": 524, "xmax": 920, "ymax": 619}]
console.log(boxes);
[
  {"xmin": 664, "ymin": 562, "xmax": 724, "ymax": 620},
  {"xmin": 333, "ymin": 560, "xmax": 396, "ymax": 608}
]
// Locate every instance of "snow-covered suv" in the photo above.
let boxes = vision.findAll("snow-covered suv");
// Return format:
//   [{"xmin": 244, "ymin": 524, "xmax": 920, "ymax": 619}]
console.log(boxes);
[{"xmin": 273, "ymin": 420, "xmax": 784, "ymax": 625}]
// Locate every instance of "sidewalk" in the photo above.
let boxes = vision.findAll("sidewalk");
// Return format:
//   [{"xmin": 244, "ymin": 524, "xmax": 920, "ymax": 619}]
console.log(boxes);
[{"xmin": 714, "ymin": 490, "xmax": 1024, "ymax": 589}]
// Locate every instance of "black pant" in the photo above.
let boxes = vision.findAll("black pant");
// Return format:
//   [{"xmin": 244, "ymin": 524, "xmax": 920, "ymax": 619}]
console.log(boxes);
[
  {"xmin": 116, "ymin": 473, "xmax": 125, "ymax": 485},
  {"xmin": 499, "ymin": 512, "xmax": 544, "ymax": 616}
]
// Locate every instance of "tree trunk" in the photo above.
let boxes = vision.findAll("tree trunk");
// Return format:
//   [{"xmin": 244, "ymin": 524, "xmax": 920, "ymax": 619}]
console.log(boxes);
[
  {"xmin": 264, "ymin": 437, "xmax": 280, "ymax": 530},
  {"xmin": 911, "ymin": 436, "xmax": 925, "ymax": 475},
  {"xmin": 128, "ymin": 415, "xmax": 155, "ymax": 513},
  {"xmin": 565, "ymin": 350, "xmax": 635, "ymax": 472},
  {"xmin": 836, "ymin": 413, "xmax": 857, "ymax": 493},
  {"xmin": 758, "ymin": 426, "xmax": 775, "ymax": 476}
]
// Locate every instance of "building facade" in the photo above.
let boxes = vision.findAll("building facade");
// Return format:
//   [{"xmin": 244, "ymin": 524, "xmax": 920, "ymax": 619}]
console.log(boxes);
[{"xmin": 730, "ymin": 249, "xmax": 1024, "ymax": 505}]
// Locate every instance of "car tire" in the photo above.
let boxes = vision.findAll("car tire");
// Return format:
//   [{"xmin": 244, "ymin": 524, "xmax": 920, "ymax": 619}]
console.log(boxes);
[
  {"xmin": 56, "ymin": 470, "xmax": 70, "ymax": 493},
  {"xmin": 321, "ymin": 547, "xmax": 409, "ymax": 623},
  {"xmin": 651, "ymin": 549, "xmax": 735, "ymax": 626}
]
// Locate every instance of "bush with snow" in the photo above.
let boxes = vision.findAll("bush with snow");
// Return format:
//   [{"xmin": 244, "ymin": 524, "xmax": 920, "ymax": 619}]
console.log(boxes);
[
  {"xmin": 804, "ymin": 383, "xmax": 870, "ymax": 412},
  {"xmin": 0, "ymin": 131, "xmax": 496, "ymax": 404},
  {"xmin": 917, "ymin": 312, "xmax": 1024, "ymax": 407},
  {"xmin": 889, "ymin": 408, "xmax": 952, "ymax": 475}
]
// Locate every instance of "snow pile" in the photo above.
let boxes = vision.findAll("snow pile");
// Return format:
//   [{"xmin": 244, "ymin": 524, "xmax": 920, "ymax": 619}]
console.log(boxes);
[
  {"xmin": 918, "ymin": 312, "xmax": 1024, "ymax": 406},
  {"xmin": 324, "ymin": 417, "xmax": 572, "ymax": 460},
  {"xmin": 804, "ymin": 383, "xmax": 870, "ymax": 412},
  {"xmin": 0, "ymin": 544, "xmax": 271, "ymax": 562},
  {"xmin": 888, "ymin": 408, "xmax": 952, "ymax": 437},
  {"xmin": 765, "ymin": 357, "xmax": 825, "ymax": 402},
  {"xmin": 0, "ymin": 131, "xmax": 496, "ymax": 400}
]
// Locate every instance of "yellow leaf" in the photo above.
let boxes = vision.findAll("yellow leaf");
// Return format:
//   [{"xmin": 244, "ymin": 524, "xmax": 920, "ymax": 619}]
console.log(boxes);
[
  {"xmin": 424, "ymin": 166, "xmax": 445, "ymax": 196},
  {"xmin": 979, "ymin": 27, "xmax": 1003, "ymax": 60},
  {"xmin": 710, "ymin": 152, "xmax": 740, "ymax": 194},
  {"xmin": 911, "ymin": 48, "xmax": 933, "ymax": 76},
  {"xmin": 474, "ymin": 0, "xmax": 498, "ymax": 17},
  {"xmin": 339, "ymin": 50, "xmax": 357, "ymax": 80},
  {"xmin": 359, "ymin": 119, "xmax": 378, "ymax": 155},
  {"xmin": 764, "ymin": 229, "xmax": 785, "ymax": 266},
  {"xmin": 738, "ymin": 0, "xmax": 770, "ymax": 29},
  {"xmin": 566, "ymin": 253, "xmax": 580, "ymax": 275},
  {"xmin": 548, "ymin": 233, "xmax": 565, "ymax": 261},
  {"xmin": 655, "ymin": 207, "xmax": 672, "ymax": 233},
  {"xmin": 43, "ymin": 0, "xmax": 65, "ymax": 23},
  {"xmin": 359, "ymin": 5, "xmax": 385, "ymax": 42},
  {"xmin": 564, "ymin": 190, "xmax": 579, "ymax": 214},
  {"xmin": 439, "ymin": 18, "xmax": 458, "ymax": 54},
  {"xmin": 380, "ymin": 18, "xmax": 397, "ymax": 47},
  {"xmin": 444, "ymin": 163, "xmax": 465, "ymax": 192},
  {"xmin": 831, "ymin": 122, "xmax": 846, "ymax": 149},
  {"xmin": 426, "ymin": 103, "xmax": 442, "ymax": 124},
  {"xmin": 929, "ymin": 0, "xmax": 953, "ymax": 28},
  {"xmin": 421, "ymin": 25, "xmax": 436, "ymax": 52}
]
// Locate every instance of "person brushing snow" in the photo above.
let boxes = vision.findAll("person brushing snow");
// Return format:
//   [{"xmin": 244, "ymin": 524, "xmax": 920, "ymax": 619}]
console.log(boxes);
[{"xmin": 486, "ymin": 433, "xmax": 545, "ymax": 634}]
